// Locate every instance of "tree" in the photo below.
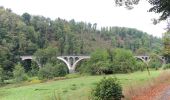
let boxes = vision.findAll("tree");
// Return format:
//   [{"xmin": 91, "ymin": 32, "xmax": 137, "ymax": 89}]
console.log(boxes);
[
  {"xmin": 135, "ymin": 47, "xmax": 149, "ymax": 55},
  {"xmin": 90, "ymin": 49, "xmax": 111, "ymax": 74},
  {"xmin": 22, "ymin": 13, "xmax": 31, "ymax": 25},
  {"xmin": 34, "ymin": 46, "xmax": 58, "ymax": 66},
  {"xmin": 112, "ymin": 49, "xmax": 137, "ymax": 73},
  {"xmin": 0, "ymin": 6, "xmax": 163, "ymax": 80},
  {"xmin": 163, "ymin": 31, "xmax": 170, "ymax": 62},
  {"xmin": 13, "ymin": 63, "xmax": 27, "ymax": 82},
  {"xmin": 115, "ymin": 0, "xmax": 170, "ymax": 21},
  {"xmin": 0, "ymin": 66, "xmax": 4, "ymax": 84}
]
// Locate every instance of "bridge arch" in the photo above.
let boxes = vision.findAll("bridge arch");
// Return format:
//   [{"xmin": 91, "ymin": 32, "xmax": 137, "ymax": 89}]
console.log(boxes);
[
  {"xmin": 134, "ymin": 56, "xmax": 150, "ymax": 64},
  {"xmin": 20, "ymin": 56, "xmax": 41, "ymax": 68},
  {"xmin": 57, "ymin": 56, "xmax": 90, "ymax": 73},
  {"xmin": 134, "ymin": 55, "xmax": 167, "ymax": 68}
]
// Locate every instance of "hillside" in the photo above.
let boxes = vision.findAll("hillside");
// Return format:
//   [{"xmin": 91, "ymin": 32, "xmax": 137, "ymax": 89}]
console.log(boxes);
[{"xmin": 0, "ymin": 7, "xmax": 162, "ymax": 71}]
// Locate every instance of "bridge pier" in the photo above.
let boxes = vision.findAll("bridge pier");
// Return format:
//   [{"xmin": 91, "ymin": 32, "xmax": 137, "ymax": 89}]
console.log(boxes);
[{"xmin": 69, "ymin": 68, "xmax": 75, "ymax": 73}]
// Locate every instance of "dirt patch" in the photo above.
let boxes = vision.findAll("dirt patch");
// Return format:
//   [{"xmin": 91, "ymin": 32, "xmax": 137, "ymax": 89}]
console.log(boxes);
[
  {"xmin": 132, "ymin": 82, "xmax": 170, "ymax": 100},
  {"xmin": 124, "ymin": 70, "xmax": 170, "ymax": 100}
]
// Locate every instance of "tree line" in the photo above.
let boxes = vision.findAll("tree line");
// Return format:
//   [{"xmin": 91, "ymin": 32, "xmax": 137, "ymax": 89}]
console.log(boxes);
[{"xmin": 0, "ymin": 6, "xmax": 163, "ymax": 83}]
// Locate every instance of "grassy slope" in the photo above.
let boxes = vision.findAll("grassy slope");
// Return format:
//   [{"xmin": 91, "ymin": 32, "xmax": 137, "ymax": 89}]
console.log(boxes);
[{"xmin": 0, "ymin": 70, "xmax": 161, "ymax": 100}]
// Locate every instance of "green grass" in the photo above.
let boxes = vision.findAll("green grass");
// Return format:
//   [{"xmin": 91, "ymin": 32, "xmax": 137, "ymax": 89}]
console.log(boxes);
[{"xmin": 0, "ymin": 70, "xmax": 161, "ymax": 100}]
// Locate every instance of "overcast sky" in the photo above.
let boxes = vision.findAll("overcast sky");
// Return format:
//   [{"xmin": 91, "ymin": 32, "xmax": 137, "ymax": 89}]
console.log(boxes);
[{"xmin": 0, "ymin": 0, "xmax": 167, "ymax": 37}]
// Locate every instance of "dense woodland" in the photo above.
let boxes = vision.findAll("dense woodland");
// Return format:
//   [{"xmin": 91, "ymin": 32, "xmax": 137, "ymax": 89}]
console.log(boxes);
[{"xmin": 0, "ymin": 7, "xmax": 164, "ymax": 82}]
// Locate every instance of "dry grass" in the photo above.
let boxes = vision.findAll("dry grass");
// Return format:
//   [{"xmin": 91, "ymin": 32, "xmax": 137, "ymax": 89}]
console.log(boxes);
[{"xmin": 123, "ymin": 70, "xmax": 170, "ymax": 100}]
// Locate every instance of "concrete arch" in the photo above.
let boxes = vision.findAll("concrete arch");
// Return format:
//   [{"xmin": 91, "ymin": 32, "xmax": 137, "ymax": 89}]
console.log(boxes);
[
  {"xmin": 57, "ymin": 56, "xmax": 71, "ymax": 70},
  {"xmin": 72, "ymin": 56, "xmax": 90, "ymax": 70},
  {"xmin": 20, "ymin": 56, "xmax": 41, "ymax": 68},
  {"xmin": 135, "ymin": 57, "xmax": 145, "ymax": 62},
  {"xmin": 134, "ymin": 55, "xmax": 167, "ymax": 68},
  {"xmin": 134, "ymin": 56, "xmax": 150, "ymax": 64},
  {"xmin": 21, "ymin": 55, "xmax": 167, "ymax": 73},
  {"xmin": 57, "ymin": 56, "xmax": 90, "ymax": 73},
  {"xmin": 157, "ymin": 56, "xmax": 167, "ymax": 64}
]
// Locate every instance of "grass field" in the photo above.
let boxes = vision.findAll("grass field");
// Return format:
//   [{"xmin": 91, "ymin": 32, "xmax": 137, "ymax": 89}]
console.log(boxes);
[{"xmin": 0, "ymin": 70, "xmax": 161, "ymax": 100}]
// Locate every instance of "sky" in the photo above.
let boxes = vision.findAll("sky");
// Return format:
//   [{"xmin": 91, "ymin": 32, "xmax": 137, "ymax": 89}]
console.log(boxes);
[{"xmin": 0, "ymin": 0, "xmax": 167, "ymax": 37}]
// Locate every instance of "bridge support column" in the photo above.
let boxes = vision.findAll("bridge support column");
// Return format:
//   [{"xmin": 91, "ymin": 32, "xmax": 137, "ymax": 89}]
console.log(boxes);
[{"xmin": 69, "ymin": 68, "xmax": 75, "ymax": 73}]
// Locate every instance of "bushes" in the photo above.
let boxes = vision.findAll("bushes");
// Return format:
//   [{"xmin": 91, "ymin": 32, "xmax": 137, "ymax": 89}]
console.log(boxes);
[
  {"xmin": 149, "ymin": 60, "xmax": 161, "ymax": 70},
  {"xmin": 0, "ymin": 66, "xmax": 4, "ymax": 85},
  {"xmin": 13, "ymin": 63, "xmax": 28, "ymax": 82},
  {"xmin": 38, "ymin": 63, "xmax": 68, "ymax": 79},
  {"xmin": 163, "ymin": 63, "xmax": 170, "ymax": 69},
  {"xmin": 136, "ymin": 61, "xmax": 145, "ymax": 71},
  {"xmin": 112, "ymin": 49, "xmax": 136, "ymax": 73},
  {"xmin": 91, "ymin": 77, "xmax": 123, "ymax": 100},
  {"xmin": 149, "ymin": 55, "xmax": 162, "ymax": 70},
  {"xmin": 78, "ymin": 49, "xmax": 137, "ymax": 75}
]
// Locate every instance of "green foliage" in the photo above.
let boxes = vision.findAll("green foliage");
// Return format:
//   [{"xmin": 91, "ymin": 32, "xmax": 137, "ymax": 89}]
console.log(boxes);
[
  {"xmin": 149, "ymin": 60, "xmax": 162, "ymax": 70},
  {"xmin": 34, "ymin": 46, "xmax": 58, "ymax": 66},
  {"xmin": 78, "ymin": 49, "xmax": 113, "ymax": 75},
  {"xmin": 38, "ymin": 63, "xmax": 68, "ymax": 79},
  {"xmin": 0, "ymin": 70, "xmax": 160, "ymax": 100},
  {"xmin": 148, "ymin": 0, "xmax": 170, "ymax": 21},
  {"xmin": 163, "ymin": 63, "xmax": 170, "ymax": 70},
  {"xmin": 90, "ymin": 49, "xmax": 109, "ymax": 62},
  {"xmin": 79, "ymin": 49, "xmax": 138, "ymax": 75},
  {"xmin": 0, "ymin": 66, "xmax": 4, "ymax": 85},
  {"xmin": 91, "ymin": 77, "xmax": 123, "ymax": 100},
  {"xmin": 115, "ymin": 0, "xmax": 170, "ymax": 21},
  {"xmin": 13, "ymin": 63, "xmax": 28, "ymax": 82},
  {"xmin": 149, "ymin": 54, "xmax": 162, "ymax": 70},
  {"xmin": 0, "ymin": 7, "xmax": 163, "ymax": 81},
  {"xmin": 22, "ymin": 13, "xmax": 31, "ymax": 25},
  {"xmin": 27, "ymin": 61, "xmax": 39, "ymax": 77},
  {"xmin": 113, "ymin": 49, "xmax": 137, "ymax": 73},
  {"xmin": 136, "ymin": 61, "xmax": 145, "ymax": 71},
  {"xmin": 163, "ymin": 32, "xmax": 170, "ymax": 62},
  {"xmin": 135, "ymin": 47, "xmax": 149, "ymax": 55},
  {"xmin": 89, "ymin": 49, "xmax": 113, "ymax": 74}
]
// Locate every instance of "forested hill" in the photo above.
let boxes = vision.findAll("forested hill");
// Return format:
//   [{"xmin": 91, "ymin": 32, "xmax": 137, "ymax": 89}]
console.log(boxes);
[{"xmin": 0, "ymin": 7, "xmax": 162, "ymax": 64}]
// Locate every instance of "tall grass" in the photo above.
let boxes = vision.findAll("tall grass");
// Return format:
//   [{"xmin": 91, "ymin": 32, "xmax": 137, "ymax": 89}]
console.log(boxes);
[{"xmin": 123, "ymin": 70, "xmax": 170, "ymax": 99}]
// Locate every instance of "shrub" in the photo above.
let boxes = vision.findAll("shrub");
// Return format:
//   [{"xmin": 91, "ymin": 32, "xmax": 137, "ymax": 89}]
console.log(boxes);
[
  {"xmin": 91, "ymin": 77, "xmax": 123, "ymax": 100},
  {"xmin": 13, "ymin": 63, "xmax": 28, "ymax": 82},
  {"xmin": 149, "ymin": 59, "xmax": 162, "ymax": 70},
  {"xmin": 38, "ymin": 63, "xmax": 55, "ymax": 79},
  {"xmin": 113, "ymin": 49, "xmax": 136, "ymax": 73},
  {"xmin": 38, "ymin": 63, "xmax": 68, "ymax": 79},
  {"xmin": 0, "ymin": 67, "xmax": 4, "ymax": 85},
  {"xmin": 163, "ymin": 63, "xmax": 170, "ymax": 69},
  {"xmin": 136, "ymin": 61, "xmax": 145, "ymax": 71}
]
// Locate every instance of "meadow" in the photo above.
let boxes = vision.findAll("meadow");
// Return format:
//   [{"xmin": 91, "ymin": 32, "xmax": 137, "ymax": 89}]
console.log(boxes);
[{"xmin": 0, "ymin": 70, "xmax": 161, "ymax": 100}]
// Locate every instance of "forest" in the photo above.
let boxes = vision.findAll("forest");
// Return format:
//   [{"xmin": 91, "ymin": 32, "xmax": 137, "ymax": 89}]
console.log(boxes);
[{"xmin": 0, "ymin": 6, "xmax": 164, "ymax": 82}]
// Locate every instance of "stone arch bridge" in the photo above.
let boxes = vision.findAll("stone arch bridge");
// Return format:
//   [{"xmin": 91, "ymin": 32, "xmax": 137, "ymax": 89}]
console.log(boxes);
[{"xmin": 20, "ymin": 55, "xmax": 167, "ymax": 73}]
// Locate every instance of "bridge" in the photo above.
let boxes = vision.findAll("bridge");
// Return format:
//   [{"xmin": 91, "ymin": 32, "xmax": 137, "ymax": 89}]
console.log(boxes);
[
  {"xmin": 134, "ymin": 56, "xmax": 167, "ymax": 65},
  {"xmin": 20, "ymin": 55, "xmax": 167, "ymax": 73},
  {"xmin": 20, "ymin": 55, "xmax": 90, "ymax": 73}
]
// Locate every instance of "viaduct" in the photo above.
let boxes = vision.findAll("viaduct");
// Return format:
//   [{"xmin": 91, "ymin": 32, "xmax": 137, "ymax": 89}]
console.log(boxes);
[{"xmin": 20, "ymin": 55, "xmax": 167, "ymax": 73}]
